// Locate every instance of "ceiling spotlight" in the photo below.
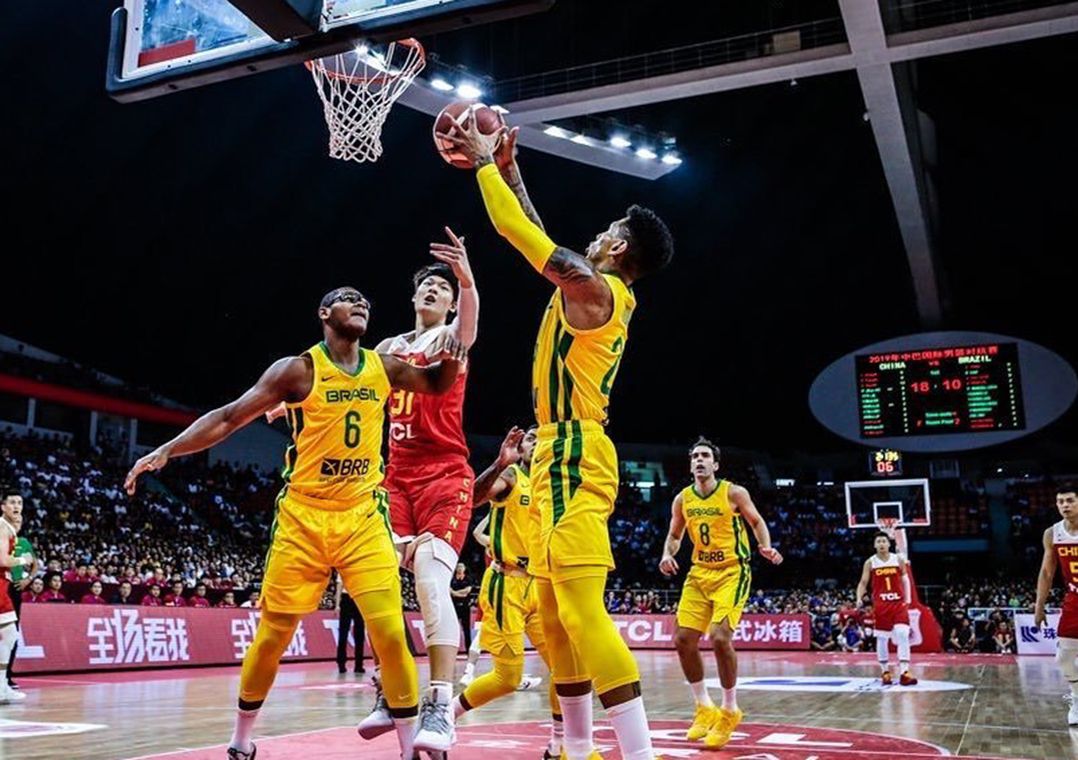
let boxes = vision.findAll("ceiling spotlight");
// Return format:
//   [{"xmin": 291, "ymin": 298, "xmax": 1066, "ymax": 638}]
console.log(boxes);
[
  {"xmin": 355, "ymin": 44, "xmax": 369, "ymax": 56},
  {"xmin": 661, "ymin": 153, "xmax": 683, "ymax": 166},
  {"xmin": 571, "ymin": 134, "xmax": 591, "ymax": 145},
  {"xmin": 544, "ymin": 126, "xmax": 570, "ymax": 139},
  {"xmin": 609, "ymin": 135, "xmax": 632, "ymax": 149},
  {"xmin": 430, "ymin": 77, "xmax": 454, "ymax": 92},
  {"xmin": 635, "ymin": 147, "xmax": 657, "ymax": 160},
  {"xmin": 456, "ymin": 82, "xmax": 483, "ymax": 99}
]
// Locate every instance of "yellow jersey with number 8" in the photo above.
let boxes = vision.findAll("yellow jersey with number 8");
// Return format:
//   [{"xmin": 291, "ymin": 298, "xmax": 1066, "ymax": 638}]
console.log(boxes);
[
  {"xmin": 532, "ymin": 273, "xmax": 635, "ymax": 426},
  {"xmin": 682, "ymin": 480, "xmax": 749, "ymax": 571},
  {"xmin": 282, "ymin": 342, "xmax": 391, "ymax": 504}
]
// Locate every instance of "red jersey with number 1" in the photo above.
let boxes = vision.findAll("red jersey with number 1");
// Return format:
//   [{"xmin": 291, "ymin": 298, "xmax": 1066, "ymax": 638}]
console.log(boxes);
[
  {"xmin": 869, "ymin": 553, "xmax": 910, "ymax": 632},
  {"xmin": 384, "ymin": 326, "xmax": 469, "ymax": 462},
  {"xmin": 1052, "ymin": 520, "xmax": 1078, "ymax": 639}
]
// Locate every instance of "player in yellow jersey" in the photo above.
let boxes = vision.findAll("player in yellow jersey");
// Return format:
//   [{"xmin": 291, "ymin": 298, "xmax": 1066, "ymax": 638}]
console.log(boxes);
[
  {"xmin": 124, "ymin": 286, "xmax": 466, "ymax": 760},
  {"xmin": 445, "ymin": 121, "xmax": 674, "ymax": 760},
  {"xmin": 452, "ymin": 425, "xmax": 568, "ymax": 760},
  {"xmin": 659, "ymin": 438, "xmax": 782, "ymax": 749}
]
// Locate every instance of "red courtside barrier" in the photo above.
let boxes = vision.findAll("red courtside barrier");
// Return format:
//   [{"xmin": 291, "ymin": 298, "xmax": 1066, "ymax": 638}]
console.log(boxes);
[{"xmin": 17, "ymin": 606, "xmax": 810, "ymax": 674}]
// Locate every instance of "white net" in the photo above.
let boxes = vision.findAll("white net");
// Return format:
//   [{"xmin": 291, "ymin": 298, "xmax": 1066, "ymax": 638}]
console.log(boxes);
[{"xmin": 307, "ymin": 39, "xmax": 425, "ymax": 163}]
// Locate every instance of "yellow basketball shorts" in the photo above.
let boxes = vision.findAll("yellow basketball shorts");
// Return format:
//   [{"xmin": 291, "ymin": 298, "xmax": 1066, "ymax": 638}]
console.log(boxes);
[
  {"xmin": 676, "ymin": 563, "xmax": 752, "ymax": 633},
  {"xmin": 478, "ymin": 569, "xmax": 546, "ymax": 657},
  {"xmin": 261, "ymin": 487, "xmax": 400, "ymax": 615},
  {"xmin": 531, "ymin": 420, "xmax": 618, "ymax": 579}
]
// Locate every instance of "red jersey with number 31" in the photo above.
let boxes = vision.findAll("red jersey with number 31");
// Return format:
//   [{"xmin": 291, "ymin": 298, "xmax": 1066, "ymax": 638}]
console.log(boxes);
[
  {"xmin": 384, "ymin": 326, "xmax": 469, "ymax": 462},
  {"xmin": 1052, "ymin": 520, "xmax": 1078, "ymax": 639}
]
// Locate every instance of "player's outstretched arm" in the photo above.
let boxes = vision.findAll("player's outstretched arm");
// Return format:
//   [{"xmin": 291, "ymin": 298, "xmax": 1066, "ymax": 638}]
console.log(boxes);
[
  {"xmin": 124, "ymin": 356, "xmax": 311, "ymax": 495},
  {"xmin": 730, "ymin": 484, "xmax": 783, "ymax": 565},
  {"xmin": 494, "ymin": 127, "xmax": 545, "ymax": 231},
  {"xmin": 473, "ymin": 427, "xmax": 523, "ymax": 505},
  {"xmin": 429, "ymin": 226, "xmax": 479, "ymax": 349},
  {"xmin": 381, "ymin": 337, "xmax": 466, "ymax": 394},
  {"xmin": 659, "ymin": 492, "xmax": 686, "ymax": 576},
  {"xmin": 1034, "ymin": 527, "xmax": 1057, "ymax": 628}
]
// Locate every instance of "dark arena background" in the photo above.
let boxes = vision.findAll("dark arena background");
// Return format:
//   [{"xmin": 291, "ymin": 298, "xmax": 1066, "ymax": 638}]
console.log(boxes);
[{"xmin": 3, "ymin": 1, "xmax": 1078, "ymax": 758}]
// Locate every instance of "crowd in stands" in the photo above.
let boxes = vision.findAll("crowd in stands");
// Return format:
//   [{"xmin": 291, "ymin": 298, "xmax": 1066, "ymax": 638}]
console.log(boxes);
[{"xmin": 2, "ymin": 426, "xmax": 1071, "ymax": 639}]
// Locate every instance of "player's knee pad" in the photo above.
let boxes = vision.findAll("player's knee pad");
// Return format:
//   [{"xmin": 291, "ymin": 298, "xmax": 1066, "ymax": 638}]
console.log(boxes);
[
  {"xmin": 0, "ymin": 623, "xmax": 15, "ymax": 661},
  {"xmin": 414, "ymin": 541, "xmax": 460, "ymax": 647},
  {"xmin": 875, "ymin": 630, "xmax": 890, "ymax": 660}
]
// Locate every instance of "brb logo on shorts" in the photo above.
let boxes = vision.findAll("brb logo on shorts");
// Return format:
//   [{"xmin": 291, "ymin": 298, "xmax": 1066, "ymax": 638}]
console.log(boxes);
[{"xmin": 320, "ymin": 458, "xmax": 371, "ymax": 478}]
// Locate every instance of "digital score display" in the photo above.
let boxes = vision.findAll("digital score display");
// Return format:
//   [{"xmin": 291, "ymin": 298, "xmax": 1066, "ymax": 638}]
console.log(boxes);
[
  {"xmin": 868, "ymin": 449, "xmax": 903, "ymax": 477},
  {"xmin": 856, "ymin": 343, "xmax": 1025, "ymax": 438}
]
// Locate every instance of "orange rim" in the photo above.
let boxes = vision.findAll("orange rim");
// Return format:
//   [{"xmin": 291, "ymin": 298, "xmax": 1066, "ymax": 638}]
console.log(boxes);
[{"xmin": 304, "ymin": 38, "xmax": 425, "ymax": 86}]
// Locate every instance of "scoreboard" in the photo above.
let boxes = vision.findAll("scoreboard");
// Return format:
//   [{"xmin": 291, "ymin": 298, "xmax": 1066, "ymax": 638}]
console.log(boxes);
[
  {"xmin": 869, "ymin": 449, "xmax": 903, "ymax": 477},
  {"xmin": 809, "ymin": 331, "xmax": 1076, "ymax": 453},
  {"xmin": 856, "ymin": 343, "xmax": 1025, "ymax": 438}
]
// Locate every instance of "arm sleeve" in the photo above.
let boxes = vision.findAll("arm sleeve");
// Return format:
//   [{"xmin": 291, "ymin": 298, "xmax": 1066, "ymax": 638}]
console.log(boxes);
[{"xmin": 476, "ymin": 164, "xmax": 557, "ymax": 273}]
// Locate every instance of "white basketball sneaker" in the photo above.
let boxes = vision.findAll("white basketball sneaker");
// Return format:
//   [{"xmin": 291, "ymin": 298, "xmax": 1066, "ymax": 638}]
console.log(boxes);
[
  {"xmin": 1068, "ymin": 699, "xmax": 1078, "ymax": 727},
  {"xmin": 0, "ymin": 685, "xmax": 26, "ymax": 704},
  {"xmin": 357, "ymin": 683, "xmax": 395, "ymax": 740},
  {"xmin": 516, "ymin": 675, "xmax": 543, "ymax": 691},
  {"xmin": 413, "ymin": 696, "xmax": 455, "ymax": 752}
]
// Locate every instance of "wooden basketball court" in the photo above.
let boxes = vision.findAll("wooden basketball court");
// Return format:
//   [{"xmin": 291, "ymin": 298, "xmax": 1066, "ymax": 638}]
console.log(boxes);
[{"xmin": 2, "ymin": 650, "xmax": 1072, "ymax": 759}]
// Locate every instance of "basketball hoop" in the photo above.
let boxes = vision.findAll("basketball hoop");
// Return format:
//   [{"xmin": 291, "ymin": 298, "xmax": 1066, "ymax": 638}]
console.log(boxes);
[
  {"xmin": 306, "ymin": 39, "xmax": 426, "ymax": 163},
  {"xmin": 876, "ymin": 517, "xmax": 900, "ymax": 539}
]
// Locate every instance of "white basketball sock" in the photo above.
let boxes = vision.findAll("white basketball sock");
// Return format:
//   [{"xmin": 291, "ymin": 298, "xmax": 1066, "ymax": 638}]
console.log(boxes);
[
  {"xmin": 722, "ymin": 686, "xmax": 738, "ymax": 711},
  {"xmin": 607, "ymin": 696, "xmax": 655, "ymax": 760},
  {"xmin": 549, "ymin": 716, "xmax": 565, "ymax": 755},
  {"xmin": 229, "ymin": 706, "xmax": 260, "ymax": 753},
  {"xmin": 558, "ymin": 693, "xmax": 593, "ymax": 760},
  {"xmin": 893, "ymin": 624, "xmax": 912, "ymax": 669},
  {"xmin": 876, "ymin": 632, "xmax": 891, "ymax": 671},
  {"xmin": 395, "ymin": 716, "xmax": 417, "ymax": 757},
  {"xmin": 688, "ymin": 679, "xmax": 714, "ymax": 707}
]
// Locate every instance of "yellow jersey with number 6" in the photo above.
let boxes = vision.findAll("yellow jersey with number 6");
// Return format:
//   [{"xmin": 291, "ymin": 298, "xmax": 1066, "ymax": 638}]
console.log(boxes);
[
  {"xmin": 532, "ymin": 273, "xmax": 635, "ymax": 426},
  {"xmin": 282, "ymin": 342, "xmax": 391, "ymax": 504},
  {"xmin": 681, "ymin": 480, "xmax": 749, "ymax": 571}
]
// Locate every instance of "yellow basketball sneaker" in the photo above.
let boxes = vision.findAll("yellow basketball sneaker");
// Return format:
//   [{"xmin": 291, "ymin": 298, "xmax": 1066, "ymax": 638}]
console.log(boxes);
[
  {"xmin": 556, "ymin": 751, "xmax": 603, "ymax": 759},
  {"xmin": 686, "ymin": 703, "xmax": 719, "ymax": 740},
  {"xmin": 704, "ymin": 706, "xmax": 743, "ymax": 749}
]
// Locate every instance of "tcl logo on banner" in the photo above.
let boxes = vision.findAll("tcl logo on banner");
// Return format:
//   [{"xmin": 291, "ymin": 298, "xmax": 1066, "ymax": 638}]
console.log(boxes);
[
  {"xmin": 612, "ymin": 614, "xmax": 810, "ymax": 650},
  {"xmin": 18, "ymin": 606, "xmax": 810, "ymax": 675}
]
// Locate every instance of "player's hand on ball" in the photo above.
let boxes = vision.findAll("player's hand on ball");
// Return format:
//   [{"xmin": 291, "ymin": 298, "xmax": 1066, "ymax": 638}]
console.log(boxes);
[
  {"xmin": 443, "ymin": 110, "xmax": 500, "ymax": 166},
  {"xmin": 659, "ymin": 555, "xmax": 678, "ymax": 576},
  {"xmin": 759, "ymin": 546, "xmax": 783, "ymax": 565},
  {"xmin": 124, "ymin": 447, "xmax": 171, "ymax": 495},
  {"xmin": 494, "ymin": 126, "xmax": 521, "ymax": 177},
  {"xmin": 497, "ymin": 426, "xmax": 524, "ymax": 467},
  {"xmin": 265, "ymin": 402, "xmax": 287, "ymax": 424},
  {"xmin": 430, "ymin": 227, "xmax": 474, "ymax": 289}
]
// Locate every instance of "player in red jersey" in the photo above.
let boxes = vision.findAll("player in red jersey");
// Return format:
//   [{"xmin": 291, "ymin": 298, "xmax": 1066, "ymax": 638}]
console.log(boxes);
[
  {"xmin": 0, "ymin": 491, "xmax": 30, "ymax": 704},
  {"xmin": 1035, "ymin": 482, "xmax": 1078, "ymax": 726},
  {"xmin": 365, "ymin": 228, "xmax": 479, "ymax": 751},
  {"xmin": 856, "ymin": 531, "xmax": 918, "ymax": 686}
]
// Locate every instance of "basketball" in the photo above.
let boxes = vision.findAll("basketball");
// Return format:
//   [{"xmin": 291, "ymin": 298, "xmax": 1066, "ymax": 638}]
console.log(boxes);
[{"xmin": 433, "ymin": 101, "xmax": 506, "ymax": 169}]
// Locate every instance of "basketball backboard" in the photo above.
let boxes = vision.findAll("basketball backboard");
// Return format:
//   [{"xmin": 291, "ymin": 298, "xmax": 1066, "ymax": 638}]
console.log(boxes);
[
  {"xmin": 107, "ymin": 0, "xmax": 554, "ymax": 102},
  {"xmin": 844, "ymin": 478, "xmax": 931, "ymax": 530}
]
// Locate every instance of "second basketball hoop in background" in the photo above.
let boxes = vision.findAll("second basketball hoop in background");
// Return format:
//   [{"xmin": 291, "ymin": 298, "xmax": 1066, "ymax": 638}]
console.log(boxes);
[{"xmin": 433, "ymin": 101, "xmax": 507, "ymax": 168}]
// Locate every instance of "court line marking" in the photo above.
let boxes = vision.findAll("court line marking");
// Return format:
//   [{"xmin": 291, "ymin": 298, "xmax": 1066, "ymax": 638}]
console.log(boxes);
[
  {"xmin": 18, "ymin": 677, "xmax": 108, "ymax": 685},
  {"xmin": 123, "ymin": 722, "xmax": 1021, "ymax": 760},
  {"xmin": 955, "ymin": 682, "xmax": 980, "ymax": 756}
]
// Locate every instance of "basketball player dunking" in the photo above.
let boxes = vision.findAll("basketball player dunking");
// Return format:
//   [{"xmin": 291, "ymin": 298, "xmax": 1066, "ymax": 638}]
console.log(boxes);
[
  {"xmin": 447, "ymin": 119, "xmax": 674, "ymax": 760},
  {"xmin": 362, "ymin": 229, "xmax": 478, "ymax": 752},
  {"xmin": 856, "ymin": 532, "xmax": 918, "ymax": 686},
  {"xmin": 660, "ymin": 438, "xmax": 782, "ymax": 749},
  {"xmin": 453, "ymin": 425, "xmax": 567, "ymax": 760},
  {"xmin": 124, "ymin": 287, "xmax": 466, "ymax": 760},
  {"xmin": 1034, "ymin": 482, "xmax": 1078, "ymax": 726}
]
